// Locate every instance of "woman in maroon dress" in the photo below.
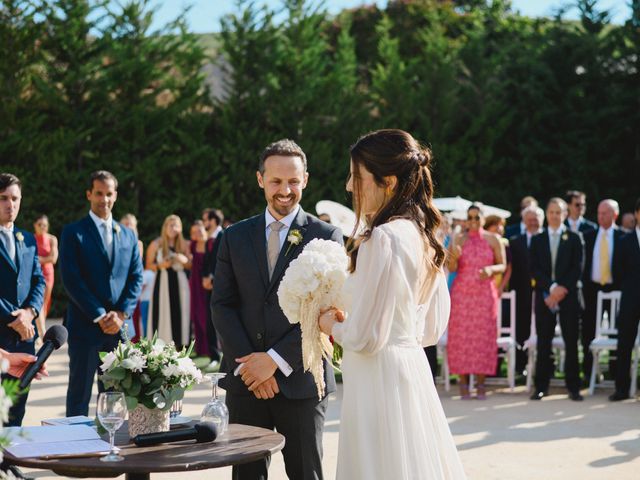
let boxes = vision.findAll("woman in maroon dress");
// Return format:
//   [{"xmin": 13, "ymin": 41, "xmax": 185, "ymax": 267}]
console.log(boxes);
[
  {"xmin": 33, "ymin": 214, "xmax": 58, "ymax": 344},
  {"xmin": 447, "ymin": 204, "xmax": 506, "ymax": 399},
  {"xmin": 189, "ymin": 221, "xmax": 210, "ymax": 357}
]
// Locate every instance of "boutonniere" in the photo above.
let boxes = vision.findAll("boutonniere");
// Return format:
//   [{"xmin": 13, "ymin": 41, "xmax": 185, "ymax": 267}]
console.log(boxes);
[
  {"xmin": 15, "ymin": 232, "xmax": 24, "ymax": 243},
  {"xmin": 285, "ymin": 229, "xmax": 303, "ymax": 255},
  {"xmin": 562, "ymin": 233, "xmax": 568, "ymax": 241},
  {"xmin": 113, "ymin": 223, "xmax": 121, "ymax": 238}
]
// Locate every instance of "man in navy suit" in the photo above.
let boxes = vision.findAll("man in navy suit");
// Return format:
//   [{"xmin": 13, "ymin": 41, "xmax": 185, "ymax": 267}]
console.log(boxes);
[
  {"xmin": 60, "ymin": 171, "xmax": 142, "ymax": 416},
  {"xmin": 505, "ymin": 195, "xmax": 538, "ymax": 239},
  {"xmin": 0, "ymin": 173, "xmax": 46, "ymax": 426},
  {"xmin": 581, "ymin": 199, "xmax": 624, "ymax": 382},
  {"xmin": 530, "ymin": 197, "xmax": 584, "ymax": 401},
  {"xmin": 610, "ymin": 199, "xmax": 640, "ymax": 401},
  {"xmin": 564, "ymin": 190, "xmax": 597, "ymax": 234},
  {"xmin": 212, "ymin": 139, "xmax": 342, "ymax": 480}
]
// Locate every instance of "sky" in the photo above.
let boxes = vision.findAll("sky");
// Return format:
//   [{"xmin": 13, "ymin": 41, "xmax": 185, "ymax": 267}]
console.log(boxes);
[{"xmin": 146, "ymin": 1, "xmax": 632, "ymax": 33}]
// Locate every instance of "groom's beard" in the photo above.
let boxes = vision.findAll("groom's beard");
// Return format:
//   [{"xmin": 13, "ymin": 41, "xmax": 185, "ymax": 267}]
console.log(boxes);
[{"xmin": 271, "ymin": 194, "xmax": 298, "ymax": 217}]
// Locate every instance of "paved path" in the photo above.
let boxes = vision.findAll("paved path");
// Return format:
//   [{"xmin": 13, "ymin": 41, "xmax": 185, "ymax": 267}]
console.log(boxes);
[{"xmin": 15, "ymin": 323, "xmax": 640, "ymax": 479}]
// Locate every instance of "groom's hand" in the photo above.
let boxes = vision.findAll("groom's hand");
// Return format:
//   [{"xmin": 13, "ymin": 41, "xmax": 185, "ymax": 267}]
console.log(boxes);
[
  {"xmin": 236, "ymin": 352, "xmax": 277, "ymax": 390},
  {"xmin": 252, "ymin": 376, "xmax": 280, "ymax": 400}
]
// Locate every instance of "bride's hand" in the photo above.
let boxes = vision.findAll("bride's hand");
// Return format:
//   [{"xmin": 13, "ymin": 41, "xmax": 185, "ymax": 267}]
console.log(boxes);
[{"xmin": 318, "ymin": 308, "xmax": 345, "ymax": 335}]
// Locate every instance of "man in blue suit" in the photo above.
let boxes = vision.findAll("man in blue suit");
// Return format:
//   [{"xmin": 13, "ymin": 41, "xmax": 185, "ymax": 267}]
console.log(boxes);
[
  {"xmin": 60, "ymin": 170, "xmax": 142, "ymax": 416},
  {"xmin": 0, "ymin": 173, "xmax": 46, "ymax": 426}
]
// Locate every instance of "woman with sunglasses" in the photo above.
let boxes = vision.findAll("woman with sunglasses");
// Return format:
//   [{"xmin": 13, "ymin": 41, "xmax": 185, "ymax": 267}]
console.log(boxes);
[{"xmin": 447, "ymin": 204, "xmax": 506, "ymax": 399}]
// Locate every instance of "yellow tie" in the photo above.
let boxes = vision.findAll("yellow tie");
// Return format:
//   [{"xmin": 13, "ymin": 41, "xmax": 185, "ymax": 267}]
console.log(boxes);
[{"xmin": 599, "ymin": 233, "xmax": 611, "ymax": 285}]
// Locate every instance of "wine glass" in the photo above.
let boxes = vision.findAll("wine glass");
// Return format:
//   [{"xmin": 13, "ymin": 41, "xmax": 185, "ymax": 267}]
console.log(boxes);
[
  {"xmin": 201, "ymin": 373, "xmax": 229, "ymax": 436},
  {"xmin": 97, "ymin": 392, "xmax": 127, "ymax": 462}
]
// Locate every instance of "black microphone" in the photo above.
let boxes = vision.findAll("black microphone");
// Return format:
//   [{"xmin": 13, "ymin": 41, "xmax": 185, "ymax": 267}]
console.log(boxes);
[
  {"xmin": 133, "ymin": 422, "xmax": 218, "ymax": 447},
  {"xmin": 19, "ymin": 324, "xmax": 68, "ymax": 389}
]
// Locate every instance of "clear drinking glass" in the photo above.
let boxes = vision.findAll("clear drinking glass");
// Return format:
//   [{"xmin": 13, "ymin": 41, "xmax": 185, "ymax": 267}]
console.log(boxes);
[
  {"xmin": 201, "ymin": 373, "xmax": 229, "ymax": 436},
  {"xmin": 97, "ymin": 392, "xmax": 127, "ymax": 462}
]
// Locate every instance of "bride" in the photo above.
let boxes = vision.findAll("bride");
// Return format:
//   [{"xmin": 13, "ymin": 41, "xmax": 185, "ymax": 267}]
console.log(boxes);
[{"xmin": 319, "ymin": 129, "xmax": 466, "ymax": 479}]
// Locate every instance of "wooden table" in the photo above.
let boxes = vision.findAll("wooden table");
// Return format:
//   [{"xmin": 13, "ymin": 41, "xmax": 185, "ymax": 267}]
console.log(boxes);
[{"xmin": 5, "ymin": 423, "xmax": 285, "ymax": 480}]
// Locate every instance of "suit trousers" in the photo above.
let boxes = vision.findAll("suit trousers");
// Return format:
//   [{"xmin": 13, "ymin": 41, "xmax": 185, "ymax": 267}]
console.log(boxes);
[
  {"xmin": 1, "ymin": 341, "xmax": 35, "ymax": 426},
  {"xmin": 514, "ymin": 287, "xmax": 532, "ymax": 373},
  {"xmin": 581, "ymin": 281, "xmax": 617, "ymax": 380},
  {"xmin": 226, "ymin": 391, "xmax": 328, "ymax": 480},
  {"xmin": 534, "ymin": 292, "xmax": 581, "ymax": 393},
  {"xmin": 66, "ymin": 333, "xmax": 120, "ymax": 416},
  {"xmin": 614, "ymin": 298, "xmax": 640, "ymax": 395}
]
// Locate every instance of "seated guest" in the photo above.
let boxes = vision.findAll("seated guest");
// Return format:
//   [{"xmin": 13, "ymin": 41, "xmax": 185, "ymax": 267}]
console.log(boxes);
[
  {"xmin": 509, "ymin": 205, "xmax": 544, "ymax": 374},
  {"xmin": 564, "ymin": 190, "xmax": 597, "ymax": 233},
  {"xmin": 530, "ymin": 198, "xmax": 584, "ymax": 401},
  {"xmin": 581, "ymin": 200, "xmax": 623, "ymax": 382},
  {"xmin": 610, "ymin": 199, "xmax": 640, "ymax": 401},
  {"xmin": 506, "ymin": 195, "xmax": 538, "ymax": 238}
]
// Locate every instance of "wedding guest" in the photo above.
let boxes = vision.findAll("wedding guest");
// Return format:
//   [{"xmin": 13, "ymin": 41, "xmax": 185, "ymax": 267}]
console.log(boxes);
[
  {"xmin": 509, "ymin": 205, "xmax": 544, "ymax": 373},
  {"xmin": 33, "ymin": 214, "xmax": 58, "ymax": 344},
  {"xmin": 60, "ymin": 170, "xmax": 142, "ymax": 416},
  {"xmin": 564, "ymin": 190, "xmax": 597, "ymax": 233},
  {"xmin": 145, "ymin": 214, "xmax": 191, "ymax": 348},
  {"xmin": 120, "ymin": 213, "xmax": 144, "ymax": 339},
  {"xmin": 581, "ymin": 199, "xmax": 623, "ymax": 382},
  {"xmin": 610, "ymin": 199, "xmax": 640, "ymax": 401},
  {"xmin": 530, "ymin": 198, "xmax": 584, "ymax": 401},
  {"xmin": 189, "ymin": 220, "xmax": 210, "ymax": 358},
  {"xmin": 0, "ymin": 173, "xmax": 45, "ymax": 426},
  {"xmin": 139, "ymin": 269, "xmax": 155, "ymax": 340},
  {"xmin": 505, "ymin": 195, "xmax": 538, "ymax": 238},
  {"xmin": 201, "ymin": 208, "xmax": 224, "ymax": 368},
  {"xmin": 620, "ymin": 212, "xmax": 636, "ymax": 233},
  {"xmin": 484, "ymin": 215, "xmax": 512, "ymax": 295},
  {"xmin": 447, "ymin": 204, "xmax": 506, "ymax": 399},
  {"xmin": 120, "ymin": 213, "xmax": 143, "ymax": 257}
]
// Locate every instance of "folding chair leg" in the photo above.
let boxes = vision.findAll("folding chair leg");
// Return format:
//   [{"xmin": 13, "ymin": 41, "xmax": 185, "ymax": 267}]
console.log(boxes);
[
  {"xmin": 588, "ymin": 350, "xmax": 599, "ymax": 395},
  {"xmin": 631, "ymin": 348, "xmax": 639, "ymax": 397},
  {"xmin": 443, "ymin": 349, "xmax": 450, "ymax": 392},
  {"xmin": 508, "ymin": 347, "xmax": 515, "ymax": 392},
  {"xmin": 526, "ymin": 349, "xmax": 535, "ymax": 393}
]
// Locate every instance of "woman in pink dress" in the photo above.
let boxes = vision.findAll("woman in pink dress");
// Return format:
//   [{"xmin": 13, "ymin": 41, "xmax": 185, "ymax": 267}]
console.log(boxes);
[
  {"xmin": 33, "ymin": 215, "xmax": 58, "ymax": 344},
  {"xmin": 447, "ymin": 204, "xmax": 506, "ymax": 399}
]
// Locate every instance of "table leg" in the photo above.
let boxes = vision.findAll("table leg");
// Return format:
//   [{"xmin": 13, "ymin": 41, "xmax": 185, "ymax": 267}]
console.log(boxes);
[{"xmin": 125, "ymin": 473, "xmax": 150, "ymax": 480}]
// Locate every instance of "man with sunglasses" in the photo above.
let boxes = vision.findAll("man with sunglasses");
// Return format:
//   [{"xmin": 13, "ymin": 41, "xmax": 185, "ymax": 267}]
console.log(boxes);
[{"xmin": 564, "ymin": 190, "xmax": 597, "ymax": 234}]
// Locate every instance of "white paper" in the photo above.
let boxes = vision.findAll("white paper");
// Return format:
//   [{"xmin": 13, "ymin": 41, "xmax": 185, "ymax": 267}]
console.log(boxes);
[
  {"xmin": 4, "ymin": 425, "xmax": 100, "ymax": 445},
  {"xmin": 41, "ymin": 415, "xmax": 95, "ymax": 427},
  {"xmin": 6, "ymin": 439, "xmax": 112, "ymax": 458}
]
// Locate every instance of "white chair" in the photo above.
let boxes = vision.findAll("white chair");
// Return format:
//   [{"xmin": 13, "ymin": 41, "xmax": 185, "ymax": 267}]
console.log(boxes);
[
  {"xmin": 495, "ymin": 290, "xmax": 517, "ymax": 392},
  {"xmin": 437, "ymin": 330, "xmax": 450, "ymax": 391},
  {"xmin": 588, "ymin": 291, "xmax": 639, "ymax": 396}
]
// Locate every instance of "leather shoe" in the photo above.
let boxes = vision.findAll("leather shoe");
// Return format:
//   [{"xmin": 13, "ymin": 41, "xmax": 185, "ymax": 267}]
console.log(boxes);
[
  {"xmin": 609, "ymin": 391, "xmax": 630, "ymax": 402},
  {"xmin": 568, "ymin": 391, "xmax": 583, "ymax": 401},
  {"xmin": 530, "ymin": 390, "xmax": 546, "ymax": 400}
]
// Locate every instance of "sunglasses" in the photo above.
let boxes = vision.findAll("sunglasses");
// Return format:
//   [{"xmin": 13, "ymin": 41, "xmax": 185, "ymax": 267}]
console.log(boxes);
[{"xmin": 467, "ymin": 215, "xmax": 481, "ymax": 221}]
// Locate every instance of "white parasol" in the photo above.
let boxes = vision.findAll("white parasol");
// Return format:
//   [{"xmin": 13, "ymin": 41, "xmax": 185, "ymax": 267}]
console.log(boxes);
[{"xmin": 315, "ymin": 200, "xmax": 363, "ymax": 235}]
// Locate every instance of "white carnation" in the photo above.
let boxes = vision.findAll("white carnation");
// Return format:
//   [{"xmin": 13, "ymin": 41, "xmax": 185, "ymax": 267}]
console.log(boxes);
[
  {"xmin": 121, "ymin": 353, "xmax": 146, "ymax": 372},
  {"xmin": 100, "ymin": 351, "xmax": 117, "ymax": 372}
]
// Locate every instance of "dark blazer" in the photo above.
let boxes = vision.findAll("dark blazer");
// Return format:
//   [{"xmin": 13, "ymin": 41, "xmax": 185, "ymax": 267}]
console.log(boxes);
[
  {"xmin": 505, "ymin": 223, "xmax": 524, "ymax": 240},
  {"xmin": 201, "ymin": 232, "xmax": 223, "ymax": 280},
  {"xmin": 617, "ymin": 230, "xmax": 640, "ymax": 298},
  {"xmin": 582, "ymin": 227, "xmax": 624, "ymax": 288},
  {"xmin": 0, "ymin": 228, "xmax": 45, "ymax": 350},
  {"xmin": 212, "ymin": 207, "xmax": 343, "ymax": 399},
  {"xmin": 530, "ymin": 228, "xmax": 584, "ymax": 293},
  {"xmin": 59, "ymin": 216, "xmax": 143, "ymax": 343},
  {"xmin": 509, "ymin": 233, "xmax": 532, "ymax": 291},
  {"xmin": 565, "ymin": 218, "xmax": 597, "ymax": 234}
]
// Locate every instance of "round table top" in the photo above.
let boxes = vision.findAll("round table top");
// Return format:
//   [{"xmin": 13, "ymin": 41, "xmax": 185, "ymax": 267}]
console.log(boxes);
[{"xmin": 6, "ymin": 423, "xmax": 285, "ymax": 478}]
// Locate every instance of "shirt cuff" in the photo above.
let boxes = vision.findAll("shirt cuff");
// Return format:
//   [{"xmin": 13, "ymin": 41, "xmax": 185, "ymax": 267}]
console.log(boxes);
[
  {"xmin": 549, "ymin": 283, "xmax": 558, "ymax": 293},
  {"xmin": 92, "ymin": 313, "xmax": 107, "ymax": 324},
  {"xmin": 267, "ymin": 349, "xmax": 293, "ymax": 377}
]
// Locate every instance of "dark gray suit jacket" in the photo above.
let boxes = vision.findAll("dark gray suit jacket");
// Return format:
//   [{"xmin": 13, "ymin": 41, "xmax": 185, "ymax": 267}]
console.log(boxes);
[{"xmin": 212, "ymin": 207, "xmax": 343, "ymax": 400}]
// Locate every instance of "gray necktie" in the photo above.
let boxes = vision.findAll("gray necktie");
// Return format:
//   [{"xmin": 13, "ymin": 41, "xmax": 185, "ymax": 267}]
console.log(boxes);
[
  {"xmin": 267, "ymin": 221, "xmax": 285, "ymax": 279},
  {"xmin": 102, "ymin": 222, "xmax": 113, "ymax": 262},
  {"xmin": 550, "ymin": 232, "xmax": 560, "ymax": 281},
  {"xmin": 0, "ymin": 230, "xmax": 15, "ymax": 263}
]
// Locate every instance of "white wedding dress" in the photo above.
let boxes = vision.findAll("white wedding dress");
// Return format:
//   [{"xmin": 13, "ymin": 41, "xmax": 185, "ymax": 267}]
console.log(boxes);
[{"xmin": 332, "ymin": 219, "xmax": 466, "ymax": 479}]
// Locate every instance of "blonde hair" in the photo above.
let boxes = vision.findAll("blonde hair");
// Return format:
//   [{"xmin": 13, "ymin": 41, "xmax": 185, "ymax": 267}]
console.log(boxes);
[
  {"xmin": 120, "ymin": 213, "xmax": 139, "ymax": 238},
  {"xmin": 160, "ymin": 214, "xmax": 186, "ymax": 258}
]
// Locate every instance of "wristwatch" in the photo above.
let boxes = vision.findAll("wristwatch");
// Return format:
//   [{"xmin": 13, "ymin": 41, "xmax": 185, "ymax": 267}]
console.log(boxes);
[{"xmin": 29, "ymin": 306, "xmax": 39, "ymax": 319}]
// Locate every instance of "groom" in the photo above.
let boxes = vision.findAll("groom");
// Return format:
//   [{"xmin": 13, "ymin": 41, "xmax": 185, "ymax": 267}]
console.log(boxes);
[{"xmin": 212, "ymin": 139, "xmax": 343, "ymax": 480}]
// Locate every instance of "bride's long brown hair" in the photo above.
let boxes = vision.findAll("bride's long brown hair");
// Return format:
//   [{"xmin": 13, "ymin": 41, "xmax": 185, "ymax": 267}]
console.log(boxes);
[{"xmin": 348, "ymin": 129, "xmax": 445, "ymax": 273}]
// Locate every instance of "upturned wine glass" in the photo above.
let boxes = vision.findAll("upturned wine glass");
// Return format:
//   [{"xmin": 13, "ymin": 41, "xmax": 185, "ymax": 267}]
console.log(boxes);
[
  {"xmin": 97, "ymin": 391, "xmax": 127, "ymax": 462},
  {"xmin": 201, "ymin": 373, "xmax": 229, "ymax": 436}
]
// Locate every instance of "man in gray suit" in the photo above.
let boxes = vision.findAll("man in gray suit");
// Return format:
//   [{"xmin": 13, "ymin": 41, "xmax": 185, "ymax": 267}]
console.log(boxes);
[{"xmin": 212, "ymin": 139, "xmax": 343, "ymax": 480}]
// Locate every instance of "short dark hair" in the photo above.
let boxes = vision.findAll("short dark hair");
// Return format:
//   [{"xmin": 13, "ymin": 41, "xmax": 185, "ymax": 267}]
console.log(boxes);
[
  {"xmin": 0, "ymin": 173, "xmax": 21, "ymax": 192},
  {"xmin": 258, "ymin": 139, "xmax": 307, "ymax": 174},
  {"xmin": 205, "ymin": 208, "xmax": 224, "ymax": 226},
  {"xmin": 89, "ymin": 170, "xmax": 118, "ymax": 191},
  {"xmin": 635, "ymin": 198, "xmax": 640, "ymax": 213},
  {"xmin": 565, "ymin": 190, "xmax": 585, "ymax": 204}
]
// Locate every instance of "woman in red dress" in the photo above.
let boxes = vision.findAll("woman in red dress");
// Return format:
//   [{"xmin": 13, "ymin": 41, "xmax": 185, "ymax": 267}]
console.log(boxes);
[
  {"xmin": 447, "ymin": 204, "xmax": 506, "ymax": 399},
  {"xmin": 33, "ymin": 215, "xmax": 58, "ymax": 343}
]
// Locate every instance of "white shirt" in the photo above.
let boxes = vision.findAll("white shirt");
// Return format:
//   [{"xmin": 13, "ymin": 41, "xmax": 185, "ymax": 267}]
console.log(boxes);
[
  {"xmin": 547, "ymin": 224, "xmax": 566, "ymax": 247},
  {"xmin": 525, "ymin": 228, "xmax": 542, "ymax": 248},
  {"xmin": 591, "ymin": 226, "xmax": 615, "ymax": 284},
  {"xmin": 567, "ymin": 217, "xmax": 583, "ymax": 232},
  {"xmin": 0, "ymin": 224, "xmax": 15, "ymax": 262},
  {"xmin": 210, "ymin": 225, "xmax": 223, "ymax": 240}
]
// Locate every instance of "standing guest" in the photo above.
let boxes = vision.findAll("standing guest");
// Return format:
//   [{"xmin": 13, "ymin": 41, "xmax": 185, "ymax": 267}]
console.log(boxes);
[
  {"xmin": 138, "ymin": 269, "xmax": 155, "ymax": 341},
  {"xmin": 146, "ymin": 214, "xmax": 191, "ymax": 348},
  {"xmin": 509, "ymin": 205, "xmax": 544, "ymax": 374},
  {"xmin": 447, "ymin": 204, "xmax": 506, "ymax": 399},
  {"xmin": 610, "ymin": 199, "xmax": 640, "ymax": 401},
  {"xmin": 33, "ymin": 214, "xmax": 58, "ymax": 344},
  {"xmin": 564, "ymin": 190, "xmax": 597, "ymax": 233},
  {"xmin": 484, "ymin": 215, "xmax": 512, "ymax": 295},
  {"xmin": 189, "ymin": 220, "xmax": 210, "ymax": 358},
  {"xmin": 201, "ymin": 207, "xmax": 224, "ymax": 368},
  {"xmin": 60, "ymin": 170, "xmax": 142, "ymax": 416},
  {"xmin": 212, "ymin": 139, "xmax": 343, "ymax": 479},
  {"xmin": 581, "ymin": 200, "xmax": 623, "ymax": 382},
  {"xmin": 120, "ymin": 213, "xmax": 144, "ymax": 340},
  {"xmin": 120, "ymin": 213, "xmax": 143, "ymax": 257},
  {"xmin": 0, "ymin": 173, "xmax": 45, "ymax": 426},
  {"xmin": 620, "ymin": 212, "xmax": 636, "ymax": 233},
  {"xmin": 530, "ymin": 198, "xmax": 584, "ymax": 401},
  {"xmin": 505, "ymin": 195, "xmax": 538, "ymax": 238}
]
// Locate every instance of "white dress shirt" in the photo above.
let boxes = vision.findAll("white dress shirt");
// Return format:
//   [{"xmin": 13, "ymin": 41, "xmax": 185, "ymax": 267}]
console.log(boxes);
[
  {"xmin": 567, "ymin": 217, "xmax": 584, "ymax": 232},
  {"xmin": 548, "ymin": 224, "xmax": 566, "ymax": 288},
  {"xmin": 0, "ymin": 224, "xmax": 15, "ymax": 263},
  {"xmin": 591, "ymin": 226, "xmax": 615, "ymax": 284}
]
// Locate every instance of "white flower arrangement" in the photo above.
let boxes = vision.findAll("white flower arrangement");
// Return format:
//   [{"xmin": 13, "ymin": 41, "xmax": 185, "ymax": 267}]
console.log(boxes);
[
  {"xmin": 99, "ymin": 334, "xmax": 202, "ymax": 411},
  {"xmin": 278, "ymin": 239, "xmax": 349, "ymax": 398}
]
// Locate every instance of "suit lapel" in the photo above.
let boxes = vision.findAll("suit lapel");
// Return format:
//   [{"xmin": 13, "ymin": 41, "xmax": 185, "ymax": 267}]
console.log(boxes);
[
  {"xmin": 250, "ymin": 215, "xmax": 270, "ymax": 288},
  {"xmin": 267, "ymin": 208, "xmax": 309, "ymax": 296},
  {"xmin": 111, "ymin": 223, "xmax": 120, "ymax": 269},
  {"xmin": 0, "ymin": 232, "xmax": 17, "ymax": 272},
  {"xmin": 84, "ymin": 216, "xmax": 110, "ymax": 263}
]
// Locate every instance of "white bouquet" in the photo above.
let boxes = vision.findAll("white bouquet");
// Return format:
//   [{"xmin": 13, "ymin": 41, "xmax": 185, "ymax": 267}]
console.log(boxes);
[
  {"xmin": 278, "ymin": 239, "xmax": 349, "ymax": 398},
  {"xmin": 0, "ymin": 357, "xmax": 18, "ymax": 467}
]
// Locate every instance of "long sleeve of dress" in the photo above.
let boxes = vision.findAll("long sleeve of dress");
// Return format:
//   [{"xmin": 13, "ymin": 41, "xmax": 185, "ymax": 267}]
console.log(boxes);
[
  {"xmin": 332, "ymin": 226, "xmax": 400, "ymax": 355},
  {"xmin": 420, "ymin": 271, "xmax": 450, "ymax": 347}
]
